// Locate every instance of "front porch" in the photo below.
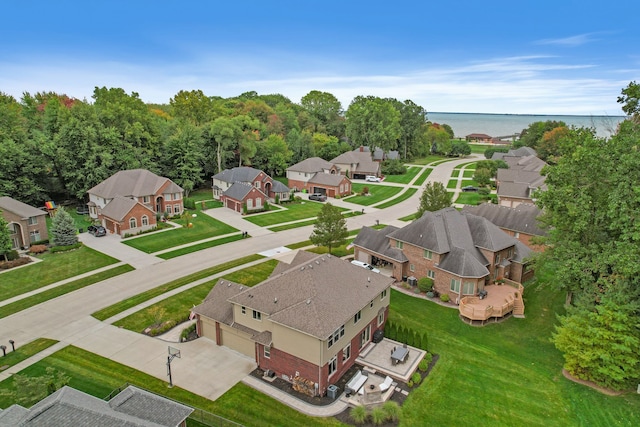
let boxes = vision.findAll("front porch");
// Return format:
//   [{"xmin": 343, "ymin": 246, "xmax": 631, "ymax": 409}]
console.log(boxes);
[{"xmin": 459, "ymin": 280, "xmax": 525, "ymax": 325}]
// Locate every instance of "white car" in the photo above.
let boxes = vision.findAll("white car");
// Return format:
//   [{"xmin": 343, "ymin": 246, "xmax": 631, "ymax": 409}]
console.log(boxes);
[
  {"xmin": 351, "ymin": 260, "xmax": 381, "ymax": 273},
  {"xmin": 365, "ymin": 175, "xmax": 381, "ymax": 182}
]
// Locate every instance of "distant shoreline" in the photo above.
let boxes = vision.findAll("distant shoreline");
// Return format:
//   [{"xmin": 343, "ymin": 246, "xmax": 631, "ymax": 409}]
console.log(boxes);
[{"xmin": 429, "ymin": 111, "xmax": 626, "ymax": 119}]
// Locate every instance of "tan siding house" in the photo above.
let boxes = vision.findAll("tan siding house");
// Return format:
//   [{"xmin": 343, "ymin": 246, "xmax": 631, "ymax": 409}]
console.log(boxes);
[{"xmin": 0, "ymin": 196, "xmax": 49, "ymax": 249}]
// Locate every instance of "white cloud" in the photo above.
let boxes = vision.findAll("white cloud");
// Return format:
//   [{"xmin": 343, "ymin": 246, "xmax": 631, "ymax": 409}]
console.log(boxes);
[{"xmin": 534, "ymin": 33, "xmax": 596, "ymax": 47}]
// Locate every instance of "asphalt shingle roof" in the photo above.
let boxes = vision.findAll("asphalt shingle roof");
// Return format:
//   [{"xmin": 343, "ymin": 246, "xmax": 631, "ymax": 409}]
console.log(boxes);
[
  {"xmin": 0, "ymin": 197, "xmax": 46, "ymax": 219},
  {"xmin": 286, "ymin": 157, "xmax": 336, "ymax": 173},
  {"xmin": 193, "ymin": 279, "xmax": 249, "ymax": 326},
  {"xmin": 212, "ymin": 167, "xmax": 261, "ymax": 184},
  {"xmin": 461, "ymin": 203, "xmax": 546, "ymax": 236},
  {"xmin": 330, "ymin": 151, "xmax": 380, "ymax": 175},
  {"xmin": 88, "ymin": 169, "xmax": 183, "ymax": 199},
  {"xmin": 222, "ymin": 182, "xmax": 257, "ymax": 201},
  {"xmin": 99, "ymin": 196, "xmax": 152, "ymax": 222},
  {"xmin": 308, "ymin": 173, "xmax": 347, "ymax": 186},
  {"xmin": 351, "ymin": 226, "xmax": 408, "ymax": 262}
]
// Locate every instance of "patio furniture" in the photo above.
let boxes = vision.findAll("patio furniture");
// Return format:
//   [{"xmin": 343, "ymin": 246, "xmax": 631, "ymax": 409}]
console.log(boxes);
[
  {"xmin": 391, "ymin": 346, "xmax": 409, "ymax": 364},
  {"xmin": 379, "ymin": 376, "xmax": 394, "ymax": 392},
  {"xmin": 345, "ymin": 370, "xmax": 368, "ymax": 395}
]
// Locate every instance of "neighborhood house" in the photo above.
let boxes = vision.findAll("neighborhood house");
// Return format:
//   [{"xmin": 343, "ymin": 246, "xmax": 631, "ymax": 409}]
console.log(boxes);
[
  {"xmin": 0, "ymin": 196, "xmax": 49, "ymax": 249},
  {"xmin": 330, "ymin": 148, "xmax": 381, "ymax": 180},
  {"xmin": 193, "ymin": 251, "xmax": 394, "ymax": 397},
  {"xmin": 211, "ymin": 166, "xmax": 290, "ymax": 213},
  {"xmin": 87, "ymin": 169, "xmax": 184, "ymax": 237},
  {"xmin": 493, "ymin": 147, "xmax": 547, "ymax": 208},
  {"xmin": 286, "ymin": 157, "xmax": 351, "ymax": 197}
]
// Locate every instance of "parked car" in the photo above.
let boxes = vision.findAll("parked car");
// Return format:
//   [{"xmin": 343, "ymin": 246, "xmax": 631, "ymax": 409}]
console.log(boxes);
[
  {"xmin": 87, "ymin": 225, "xmax": 107, "ymax": 237},
  {"xmin": 461, "ymin": 185, "xmax": 479, "ymax": 192},
  {"xmin": 365, "ymin": 175, "xmax": 381, "ymax": 182},
  {"xmin": 351, "ymin": 260, "xmax": 381, "ymax": 273},
  {"xmin": 309, "ymin": 193, "xmax": 327, "ymax": 202}
]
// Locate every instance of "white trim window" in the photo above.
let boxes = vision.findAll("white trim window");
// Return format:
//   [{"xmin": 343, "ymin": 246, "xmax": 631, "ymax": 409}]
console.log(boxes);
[
  {"xmin": 380, "ymin": 289, "xmax": 387, "ymax": 300},
  {"xmin": 142, "ymin": 215, "xmax": 149, "ymax": 226},
  {"xmin": 174, "ymin": 204, "xmax": 180, "ymax": 213},
  {"xmin": 166, "ymin": 205, "xmax": 173, "ymax": 214},
  {"xmin": 342, "ymin": 344, "xmax": 351, "ymax": 362},
  {"xmin": 354, "ymin": 310, "xmax": 361, "ymax": 324},
  {"xmin": 28, "ymin": 216, "xmax": 38, "ymax": 225},
  {"xmin": 143, "ymin": 196, "xmax": 150, "ymax": 203},
  {"xmin": 252, "ymin": 310, "xmax": 262, "ymax": 321},
  {"xmin": 377, "ymin": 311, "xmax": 384, "ymax": 326},
  {"xmin": 129, "ymin": 217, "xmax": 137, "ymax": 229},
  {"xmin": 328, "ymin": 325, "xmax": 345, "ymax": 348},
  {"xmin": 166, "ymin": 193, "xmax": 172, "ymax": 201},
  {"xmin": 264, "ymin": 346, "xmax": 271, "ymax": 359},
  {"xmin": 463, "ymin": 282, "xmax": 475, "ymax": 295},
  {"xmin": 424, "ymin": 249, "xmax": 432, "ymax": 259},
  {"xmin": 450, "ymin": 278, "xmax": 461, "ymax": 293},
  {"xmin": 427, "ymin": 270, "xmax": 435, "ymax": 279},
  {"xmin": 328, "ymin": 356, "xmax": 337, "ymax": 376},
  {"xmin": 29, "ymin": 230, "xmax": 40, "ymax": 243}
]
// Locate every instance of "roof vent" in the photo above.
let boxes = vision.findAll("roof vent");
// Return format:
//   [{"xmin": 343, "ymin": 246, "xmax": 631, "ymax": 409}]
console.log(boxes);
[
  {"xmin": 308, "ymin": 264, "xmax": 313, "ymax": 269},
  {"xmin": 300, "ymin": 266, "xmax": 304, "ymax": 271},
  {"xmin": 315, "ymin": 260, "xmax": 320, "ymax": 265},
  {"xmin": 367, "ymin": 277, "xmax": 370, "ymax": 282},
  {"xmin": 306, "ymin": 299, "xmax": 311, "ymax": 304},
  {"xmin": 274, "ymin": 297, "xmax": 278, "ymax": 303}
]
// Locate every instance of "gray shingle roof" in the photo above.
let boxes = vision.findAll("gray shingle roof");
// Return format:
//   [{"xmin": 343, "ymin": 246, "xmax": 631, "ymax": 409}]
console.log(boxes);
[
  {"xmin": 222, "ymin": 182, "xmax": 257, "ymax": 201},
  {"xmin": 308, "ymin": 173, "xmax": 347, "ymax": 186},
  {"xmin": 461, "ymin": 203, "xmax": 546, "ymax": 236},
  {"xmin": 212, "ymin": 167, "xmax": 261, "ymax": 184},
  {"xmin": 228, "ymin": 253, "xmax": 393, "ymax": 340},
  {"xmin": 330, "ymin": 151, "xmax": 380, "ymax": 175},
  {"xmin": 0, "ymin": 197, "xmax": 46, "ymax": 219},
  {"xmin": 5, "ymin": 385, "xmax": 192, "ymax": 426},
  {"xmin": 352, "ymin": 226, "xmax": 408, "ymax": 262},
  {"xmin": 269, "ymin": 250, "xmax": 319, "ymax": 277},
  {"xmin": 193, "ymin": 279, "xmax": 249, "ymax": 325},
  {"xmin": 286, "ymin": 157, "xmax": 335, "ymax": 173},
  {"xmin": 88, "ymin": 169, "xmax": 183, "ymax": 199},
  {"xmin": 465, "ymin": 213, "xmax": 515, "ymax": 252},
  {"xmin": 271, "ymin": 180, "xmax": 290, "ymax": 193},
  {"xmin": 100, "ymin": 196, "xmax": 152, "ymax": 222}
]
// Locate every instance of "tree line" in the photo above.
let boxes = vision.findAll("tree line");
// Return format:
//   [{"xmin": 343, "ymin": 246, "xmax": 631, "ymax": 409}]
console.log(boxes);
[{"xmin": 0, "ymin": 88, "xmax": 453, "ymax": 205}]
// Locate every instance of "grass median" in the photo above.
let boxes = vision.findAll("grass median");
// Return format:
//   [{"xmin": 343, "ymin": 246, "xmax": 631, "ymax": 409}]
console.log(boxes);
[
  {"xmin": 156, "ymin": 234, "xmax": 245, "ymax": 260},
  {"xmin": 413, "ymin": 167, "xmax": 432, "ymax": 186},
  {"xmin": 382, "ymin": 166, "xmax": 421, "ymax": 184},
  {"xmin": 0, "ymin": 338, "xmax": 58, "ymax": 372},
  {"xmin": 374, "ymin": 188, "xmax": 418, "ymax": 210},
  {"xmin": 344, "ymin": 184, "xmax": 403, "ymax": 206}
]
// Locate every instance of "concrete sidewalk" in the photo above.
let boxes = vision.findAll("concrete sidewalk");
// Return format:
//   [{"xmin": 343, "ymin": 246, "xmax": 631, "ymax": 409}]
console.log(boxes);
[{"xmin": 79, "ymin": 232, "xmax": 163, "ymax": 269}]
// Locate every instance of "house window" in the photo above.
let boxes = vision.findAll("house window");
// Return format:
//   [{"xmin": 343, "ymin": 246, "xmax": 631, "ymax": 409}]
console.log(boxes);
[
  {"xmin": 370, "ymin": 300, "xmax": 374, "ymax": 308},
  {"xmin": 247, "ymin": 199, "xmax": 253, "ymax": 209},
  {"xmin": 427, "ymin": 270, "xmax": 435, "ymax": 279},
  {"xmin": 496, "ymin": 254, "xmax": 501, "ymax": 264},
  {"xmin": 174, "ymin": 204, "xmax": 180, "ymax": 213},
  {"xmin": 143, "ymin": 196, "xmax": 150, "ymax": 203},
  {"xmin": 29, "ymin": 230, "xmax": 40, "ymax": 243},
  {"xmin": 514, "ymin": 232, "xmax": 520, "ymax": 238},
  {"xmin": 264, "ymin": 346, "xmax": 271, "ymax": 359},
  {"xmin": 360, "ymin": 326, "xmax": 370, "ymax": 348},
  {"xmin": 463, "ymin": 282, "xmax": 475, "ymax": 295},
  {"xmin": 354, "ymin": 310, "xmax": 361, "ymax": 324},
  {"xmin": 377, "ymin": 311, "xmax": 385, "ymax": 326},
  {"xmin": 174, "ymin": 193, "xmax": 181, "ymax": 200},
  {"xmin": 129, "ymin": 217, "xmax": 137, "ymax": 229},
  {"xmin": 410, "ymin": 264, "xmax": 415, "ymax": 272},
  {"xmin": 166, "ymin": 193, "xmax": 172, "ymax": 201},
  {"xmin": 328, "ymin": 356, "xmax": 337, "ymax": 376},
  {"xmin": 28, "ymin": 216, "xmax": 38, "ymax": 225},
  {"xmin": 253, "ymin": 310, "xmax": 261, "ymax": 321},
  {"xmin": 241, "ymin": 306, "xmax": 246, "ymax": 315},
  {"xmin": 507, "ymin": 248, "xmax": 513, "ymax": 258},
  {"xmin": 166, "ymin": 205, "xmax": 173, "ymax": 214},
  {"xmin": 395, "ymin": 241, "xmax": 403, "ymax": 249},
  {"xmin": 340, "ymin": 184, "xmax": 344, "ymax": 193},
  {"xmin": 343, "ymin": 344, "xmax": 351, "ymax": 361},
  {"xmin": 450, "ymin": 278, "xmax": 461, "ymax": 293},
  {"xmin": 9, "ymin": 224, "xmax": 18, "ymax": 234},
  {"xmin": 142, "ymin": 215, "xmax": 149, "ymax": 226},
  {"xmin": 424, "ymin": 249, "xmax": 432, "ymax": 260},
  {"xmin": 328, "ymin": 325, "xmax": 345, "ymax": 348},
  {"xmin": 381, "ymin": 289, "xmax": 387, "ymax": 299}
]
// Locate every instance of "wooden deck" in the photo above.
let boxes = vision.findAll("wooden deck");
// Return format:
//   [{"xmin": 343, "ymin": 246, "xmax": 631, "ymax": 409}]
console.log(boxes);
[{"xmin": 459, "ymin": 281, "xmax": 524, "ymax": 324}]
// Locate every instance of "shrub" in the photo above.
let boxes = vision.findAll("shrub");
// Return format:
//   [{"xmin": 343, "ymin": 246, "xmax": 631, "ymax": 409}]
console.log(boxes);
[
  {"xmin": 242, "ymin": 203, "xmax": 248, "ymax": 215},
  {"xmin": 183, "ymin": 198, "xmax": 196, "ymax": 210},
  {"xmin": 418, "ymin": 359, "xmax": 429, "ymax": 372},
  {"xmin": 440, "ymin": 293, "xmax": 450, "ymax": 303},
  {"xmin": 30, "ymin": 239, "xmax": 49, "ymax": 246},
  {"xmin": 407, "ymin": 379, "xmax": 414, "ymax": 388},
  {"xmin": 381, "ymin": 159, "xmax": 407, "ymax": 175},
  {"xmin": 0, "ymin": 257, "xmax": 31, "ymax": 270},
  {"xmin": 413, "ymin": 287, "xmax": 421, "ymax": 294},
  {"xmin": 382, "ymin": 401, "xmax": 401, "ymax": 422},
  {"xmin": 371, "ymin": 407, "xmax": 386, "ymax": 425},
  {"xmin": 426, "ymin": 291, "xmax": 434, "ymax": 298},
  {"xmin": 6, "ymin": 249, "xmax": 19, "ymax": 261},
  {"xmin": 350, "ymin": 405, "xmax": 368, "ymax": 425},
  {"xmin": 417, "ymin": 277, "xmax": 434, "ymax": 293},
  {"xmin": 362, "ymin": 186, "xmax": 369, "ymax": 195},
  {"xmin": 411, "ymin": 372, "xmax": 422, "ymax": 385},
  {"xmin": 50, "ymin": 242, "xmax": 83, "ymax": 253},
  {"xmin": 180, "ymin": 323, "xmax": 197, "ymax": 341},
  {"xmin": 29, "ymin": 245, "xmax": 48, "ymax": 254},
  {"xmin": 478, "ymin": 187, "xmax": 490, "ymax": 196}
]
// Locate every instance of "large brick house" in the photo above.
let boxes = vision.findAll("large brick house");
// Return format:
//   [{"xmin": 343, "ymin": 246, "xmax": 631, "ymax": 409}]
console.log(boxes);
[
  {"xmin": 193, "ymin": 251, "xmax": 394, "ymax": 397},
  {"xmin": 212, "ymin": 167, "xmax": 290, "ymax": 213},
  {"xmin": 0, "ymin": 196, "xmax": 48, "ymax": 249},
  {"xmin": 461, "ymin": 203, "xmax": 547, "ymax": 251},
  {"xmin": 87, "ymin": 169, "xmax": 184, "ymax": 237},
  {"xmin": 352, "ymin": 208, "xmax": 533, "ymax": 302},
  {"xmin": 493, "ymin": 147, "xmax": 547, "ymax": 208},
  {"xmin": 286, "ymin": 157, "xmax": 351, "ymax": 197},
  {"xmin": 330, "ymin": 148, "xmax": 380, "ymax": 179}
]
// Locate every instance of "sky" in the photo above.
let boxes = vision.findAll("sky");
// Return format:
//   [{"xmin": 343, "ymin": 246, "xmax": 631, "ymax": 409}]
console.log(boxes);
[{"xmin": 1, "ymin": 0, "xmax": 638, "ymax": 115}]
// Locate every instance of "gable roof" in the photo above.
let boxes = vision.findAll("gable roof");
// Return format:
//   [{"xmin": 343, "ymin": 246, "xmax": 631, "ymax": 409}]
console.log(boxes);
[
  {"xmin": 212, "ymin": 167, "xmax": 261, "ymax": 184},
  {"xmin": 100, "ymin": 196, "xmax": 154, "ymax": 222},
  {"xmin": 330, "ymin": 150, "xmax": 380, "ymax": 174},
  {"xmin": 2, "ymin": 385, "xmax": 193, "ymax": 427},
  {"xmin": 271, "ymin": 180, "xmax": 290, "ymax": 193},
  {"xmin": 308, "ymin": 173, "xmax": 348, "ymax": 186},
  {"xmin": 461, "ymin": 203, "xmax": 546, "ymax": 236},
  {"xmin": 269, "ymin": 250, "xmax": 319, "ymax": 277},
  {"xmin": 227, "ymin": 253, "xmax": 393, "ymax": 340},
  {"xmin": 193, "ymin": 279, "xmax": 249, "ymax": 325},
  {"xmin": 88, "ymin": 169, "xmax": 183, "ymax": 199},
  {"xmin": 287, "ymin": 157, "xmax": 336, "ymax": 173},
  {"xmin": 0, "ymin": 197, "xmax": 46, "ymax": 219},
  {"xmin": 222, "ymin": 182, "xmax": 260, "ymax": 201},
  {"xmin": 351, "ymin": 226, "xmax": 408, "ymax": 262}
]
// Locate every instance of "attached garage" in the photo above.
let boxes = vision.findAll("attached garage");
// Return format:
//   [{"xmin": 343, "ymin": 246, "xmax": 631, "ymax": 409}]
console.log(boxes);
[
  {"xmin": 199, "ymin": 317, "xmax": 218, "ymax": 342},
  {"xmin": 220, "ymin": 325, "xmax": 255, "ymax": 358}
]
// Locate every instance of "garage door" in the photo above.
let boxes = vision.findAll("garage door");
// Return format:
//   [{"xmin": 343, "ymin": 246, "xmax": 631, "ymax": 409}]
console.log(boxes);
[
  {"xmin": 357, "ymin": 251, "xmax": 370, "ymax": 263},
  {"xmin": 200, "ymin": 318, "xmax": 218, "ymax": 342},
  {"xmin": 221, "ymin": 328, "xmax": 255, "ymax": 358},
  {"xmin": 312, "ymin": 187, "xmax": 326, "ymax": 196}
]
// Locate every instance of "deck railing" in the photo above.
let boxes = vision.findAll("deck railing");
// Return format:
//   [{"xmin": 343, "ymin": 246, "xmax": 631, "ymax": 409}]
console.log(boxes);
[{"xmin": 459, "ymin": 282, "xmax": 525, "ymax": 321}]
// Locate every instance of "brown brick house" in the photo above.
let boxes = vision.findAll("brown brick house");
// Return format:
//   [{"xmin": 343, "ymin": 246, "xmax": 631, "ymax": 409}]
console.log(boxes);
[
  {"xmin": 352, "ymin": 208, "xmax": 533, "ymax": 303},
  {"xmin": 286, "ymin": 157, "xmax": 351, "ymax": 197},
  {"xmin": 193, "ymin": 251, "xmax": 393, "ymax": 397},
  {"xmin": 330, "ymin": 149, "xmax": 380, "ymax": 179},
  {"xmin": 0, "ymin": 196, "xmax": 49, "ymax": 249},
  {"xmin": 493, "ymin": 147, "xmax": 547, "ymax": 208},
  {"xmin": 212, "ymin": 167, "xmax": 290, "ymax": 212},
  {"xmin": 87, "ymin": 169, "xmax": 184, "ymax": 237}
]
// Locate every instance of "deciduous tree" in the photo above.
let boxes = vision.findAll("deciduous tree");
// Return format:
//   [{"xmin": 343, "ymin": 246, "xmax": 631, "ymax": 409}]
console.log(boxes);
[
  {"xmin": 0, "ymin": 213, "xmax": 12, "ymax": 261},
  {"xmin": 416, "ymin": 182, "xmax": 452, "ymax": 219},
  {"xmin": 617, "ymin": 81, "xmax": 640, "ymax": 118},
  {"xmin": 346, "ymin": 96, "xmax": 401, "ymax": 154},
  {"xmin": 310, "ymin": 203, "xmax": 348, "ymax": 255},
  {"xmin": 300, "ymin": 90, "xmax": 343, "ymax": 135}
]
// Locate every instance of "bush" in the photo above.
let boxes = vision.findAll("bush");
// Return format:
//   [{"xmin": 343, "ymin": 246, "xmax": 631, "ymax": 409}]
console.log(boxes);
[
  {"xmin": 29, "ymin": 245, "xmax": 48, "ymax": 254},
  {"xmin": 50, "ymin": 242, "xmax": 83, "ymax": 253},
  {"xmin": 371, "ymin": 407, "xmax": 386, "ymax": 425},
  {"xmin": 418, "ymin": 359, "xmax": 429, "ymax": 372},
  {"xmin": 382, "ymin": 401, "xmax": 401, "ymax": 422},
  {"xmin": 0, "ymin": 256, "xmax": 31, "ymax": 270},
  {"xmin": 423, "ymin": 352, "xmax": 433, "ymax": 366},
  {"xmin": 361, "ymin": 186, "xmax": 369, "ymax": 195},
  {"xmin": 350, "ymin": 405, "xmax": 368, "ymax": 424},
  {"xmin": 407, "ymin": 379, "xmax": 414, "ymax": 388},
  {"xmin": 183, "ymin": 198, "xmax": 196, "ymax": 210},
  {"xmin": 411, "ymin": 372, "xmax": 422, "ymax": 385},
  {"xmin": 6, "ymin": 249, "xmax": 19, "ymax": 261},
  {"xmin": 440, "ymin": 293, "xmax": 450, "ymax": 303},
  {"xmin": 30, "ymin": 239, "xmax": 49, "ymax": 246},
  {"xmin": 478, "ymin": 187, "xmax": 490, "ymax": 196},
  {"xmin": 417, "ymin": 277, "xmax": 434, "ymax": 292},
  {"xmin": 426, "ymin": 291, "xmax": 434, "ymax": 298},
  {"xmin": 180, "ymin": 323, "xmax": 196, "ymax": 341},
  {"xmin": 381, "ymin": 159, "xmax": 407, "ymax": 175}
]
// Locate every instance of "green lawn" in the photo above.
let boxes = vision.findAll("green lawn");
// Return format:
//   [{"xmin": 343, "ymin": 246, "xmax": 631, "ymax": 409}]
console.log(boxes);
[
  {"xmin": 122, "ymin": 211, "xmax": 237, "ymax": 253},
  {"xmin": 374, "ymin": 188, "xmax": 418, "ymax": 209},
  {"xmin": 92, "ymin": 254, "xmax": 264, "ymax": 321},
  {"xmin": 391, "ymin": 262, "xmax": 640, "ymax": 426},
  {"xmin": 454, "ymin": 193, "xmax": 496, "ymax": 205},
  {"xmin": 0, "ymin": 246, "xmax": 119, "ymax": 302},
  {"xmin": 0, "ymin": 338, "xmax": 58, "ymax": 372},
  {"xmin": 398, "ymin": 212, "xmax": 417, "ymax": 221},
  {"xmin": 46, "ymin": 210, "xmax": 94, "ymax": 234},
  {"xmin": 0, "ymin": 346, "xmax": 340, "ymax": 427},
  {"xmin": 469, "ymin": 143, "xmax": 496, "ymax": 154},
  {"xmin": 461, "ymin": 179, "xmax": 479, "ymax": 187},
  {"xmin": 446, "ymin": 179, "xmax": 458, "ymax": 189},
  {"xmin": 157, "ymin": 234, "xmax": 245, "ymax": 260},
  {"xmin": 0, "ymin": 264, "xmax": 134, "ymax": 319},
  {"xmin": 413, "ymin": 168, "xmax": 432, "ymax": 186},
  {"xmin": 382, "ymin": 166, "xmax": 421, "ymax": 184},
  {"xmin": 450, "ymin": 169, "xmax": 460, "ymax": 178},
  {"xmin": 462, "ymin": 169, "xmax": 475, "ymax": 178},
  {"xmin": 344, "ymin": 184, "xmax": 403, "ymax": 206},
  {"xmin": 243, "ymin": 200, "xmax": 331, "ymax": 227},
  {"xmin": 410, "ymin": 155, "xmax": 446, "ymax": 165},
  {"xmin": 114, "ymin": 260, "xmax": 278, "ymax": 333},
  {"xmin": 268, "ymin": 219, "xmax": 317, "ymax": 232},
  {"xmin": 187, "ymin": 188, "xmax": 214, "ymax": 202}
]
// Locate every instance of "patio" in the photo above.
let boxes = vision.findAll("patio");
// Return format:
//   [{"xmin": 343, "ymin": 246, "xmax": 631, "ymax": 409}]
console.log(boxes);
[
  {"xmin": 355, "ymin": 338, "xmax": 426, "ymax": 383},
  {"xmin": 458, "ymin": 283, "xmax": 525, "ymax": 325}
]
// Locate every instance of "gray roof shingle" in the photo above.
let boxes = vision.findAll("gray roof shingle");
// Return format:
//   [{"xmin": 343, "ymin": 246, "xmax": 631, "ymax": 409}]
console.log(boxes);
[
  {"xmin": 461, "ymin": 203, "xmax": 546, "ymax": 236},
  {"xmin": 330, "ymin": 151, "xmax": 380, "ymax": 175},
  {"xmin": 212, "ymin": 167, "xmax": 261, "ymax": 184},
  {"xmin": 222, "ymin": 182, "xmax": 257, "ymax": 201},
  {"xmin": 100, "ymin": 196, "xmax": 152, "ymax": 222},
  {"xmin": 0, "ymin": 197, "xmax": 47, "ymax": 219},
  {"xmin": 88, "ymin": 169, "xmax": 183, "ymax": 199},
  {"xmin": 308, "ymin": 173, "xmax": 347, "ymax": 186},
  {"xmin": 193, "ymin": 279, "xmax": 249, "ymax": 325},
  {"xmin": 109, "ymin": 386, "xmax": 193, "ymax": 426},
  {"xmin": 286, "ymin": 157, "xmax": 336, "ymax": 173},
  {"xmin": 352, "ymin": 226, "xmax": 408, "ymax": 262}
]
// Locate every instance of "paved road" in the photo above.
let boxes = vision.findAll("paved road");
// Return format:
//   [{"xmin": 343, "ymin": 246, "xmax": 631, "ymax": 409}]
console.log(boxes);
[{"xmin": 0, "ymin": 156, "xmax": 478, "ymax": 404}]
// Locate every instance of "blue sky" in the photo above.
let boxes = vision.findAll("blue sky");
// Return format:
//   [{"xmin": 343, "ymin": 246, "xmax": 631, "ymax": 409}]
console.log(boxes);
[{"xmin": 1, "ymin": 0, "xmax": 637, "ymax": 115}]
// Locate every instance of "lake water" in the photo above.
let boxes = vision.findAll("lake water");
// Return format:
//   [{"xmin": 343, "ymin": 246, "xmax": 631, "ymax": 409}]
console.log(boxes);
[{"xmin": 428, "ymin": 112, "xmax": 626, "ymax": 139}]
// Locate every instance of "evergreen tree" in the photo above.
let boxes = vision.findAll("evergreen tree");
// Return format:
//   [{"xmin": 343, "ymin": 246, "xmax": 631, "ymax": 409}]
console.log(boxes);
[
  {"xmin": 309, "ymin": 203, "xmax": 348, "ymax": 255},
  {"xmin": 0, "ymin": 212, "xmax": 12, "ymax": 260},
  {"xmin": 50, "ymin": 207, "xmax": 78, "ymax": 247}
]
